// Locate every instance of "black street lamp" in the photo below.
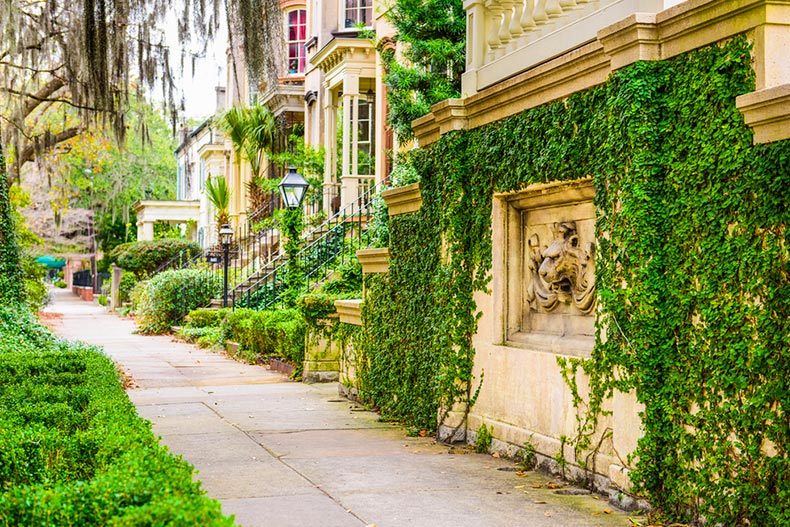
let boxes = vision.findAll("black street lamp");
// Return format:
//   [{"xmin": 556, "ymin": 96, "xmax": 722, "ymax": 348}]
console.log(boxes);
[
  {"xmin": 278, "ymin": 167, "xmax": 310, "ymax": 209},
  {"xmin": 219, "ymin": 224, "xmax": 234, "ymax": 308}
]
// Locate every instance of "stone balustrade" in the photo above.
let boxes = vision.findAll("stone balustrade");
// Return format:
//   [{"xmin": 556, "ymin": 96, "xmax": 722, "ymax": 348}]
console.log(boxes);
[{"xmin": 462, "ymin": 0, "xmax": 663, "ymax": 94}]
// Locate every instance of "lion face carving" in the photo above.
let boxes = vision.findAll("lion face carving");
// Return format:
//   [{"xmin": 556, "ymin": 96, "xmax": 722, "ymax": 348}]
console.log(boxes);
[{"xmin": 527, "ymin": 221, "xmax": 595, "ymax": 314}]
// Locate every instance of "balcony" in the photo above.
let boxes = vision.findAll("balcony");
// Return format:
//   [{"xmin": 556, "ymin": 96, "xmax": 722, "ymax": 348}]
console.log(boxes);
[{"xmin": 462, "ymin": 0, "xmax": 664, "ymax": 94}]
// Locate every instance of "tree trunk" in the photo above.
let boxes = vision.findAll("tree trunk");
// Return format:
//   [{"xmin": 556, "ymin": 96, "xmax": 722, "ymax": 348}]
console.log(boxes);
[{"xmin": 0, "ymin": 139, "xmax": 25, "ymax": 306}]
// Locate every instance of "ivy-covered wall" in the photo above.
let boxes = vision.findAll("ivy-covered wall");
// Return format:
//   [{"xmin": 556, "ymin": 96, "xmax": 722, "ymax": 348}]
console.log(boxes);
[{"xmin": 353, "ymin": 36, "xmax": 790, "ymax": 525}]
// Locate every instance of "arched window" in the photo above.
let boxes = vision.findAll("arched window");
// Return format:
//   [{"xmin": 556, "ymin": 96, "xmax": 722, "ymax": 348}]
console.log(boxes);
[{"xmin": 287, "ymin": 9, "xmax": 307, "ymax": 75}]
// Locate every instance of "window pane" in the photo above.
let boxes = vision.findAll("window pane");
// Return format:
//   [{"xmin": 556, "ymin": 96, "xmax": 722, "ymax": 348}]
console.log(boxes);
[{"xmin": 358, "ymin": 100, "xmax": 369, "ymax": 119}]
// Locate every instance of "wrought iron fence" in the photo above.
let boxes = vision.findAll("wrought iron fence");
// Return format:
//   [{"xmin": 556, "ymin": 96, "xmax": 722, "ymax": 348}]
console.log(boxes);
[{"xmin": 232, "ymin": 181, "xmax": 380, "ymax": 310}]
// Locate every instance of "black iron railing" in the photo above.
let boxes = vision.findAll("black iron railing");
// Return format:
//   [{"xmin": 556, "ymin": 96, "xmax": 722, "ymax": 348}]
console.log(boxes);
[{"xmin": 231, "ymin": 182, "xmax": 380, "ymax": 310}]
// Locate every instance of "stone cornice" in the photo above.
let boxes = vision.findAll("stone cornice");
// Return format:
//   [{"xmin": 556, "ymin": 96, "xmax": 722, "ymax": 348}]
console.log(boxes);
[
  {"xmin": 357, "ymin": 248, "xmax": 391, "ymax": 274},
  {"xmin": 736, "ymin": 84, "xmax": 790, "ymax": 143},
  {"xmin": 335, "ymin": 299, "xmax": 363, "ymax": 325},
  {"xmin": 381, "ymin": 183, "xmax": 423, "ymax": 216}
]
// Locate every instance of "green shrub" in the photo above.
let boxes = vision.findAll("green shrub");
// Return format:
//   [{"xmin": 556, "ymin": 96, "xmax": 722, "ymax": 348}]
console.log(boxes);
[
  {"xmin": 318, "ymin": 257, "xmax": 362, "ymax": 295},
  {"xmin": 184, "ymin": 308, "xmax": 228, "ymax": 328},
  {"xmin": 21, "ymin": 257, "xmax": 48, "ymax": 311},
  {"xmin": 134, "ymin": 269, "xmax": 222, "ymax": 334},
  {"xmin": 222, "ymin": 308, "xmax": 305, "ymax": 365},
  {"xmin": 0, "ymin": 307, "xmax": 233, "ymax": 525},
  {"xmin": 109, "ymin": 239, "xmax": 201, "ymax": 278},
  {"xmin": 54, "ymin": 280, "xmax": 67, "ymax": 288},
  {"xmin": 475, "ymin": 424, "xmax": 493, "ymax": 454},
  {"xmin": 97, "ymin": 295, "xmax": 108, "ymax": 307},
  {"xmin": 118, "ymin": 271, "xmax": 137, "ymax": 305}
]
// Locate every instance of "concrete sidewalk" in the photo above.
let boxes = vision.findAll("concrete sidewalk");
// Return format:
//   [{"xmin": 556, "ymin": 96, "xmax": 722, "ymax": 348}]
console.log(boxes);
[{"xmin": 46, "ymin": 288, "xmax": 637, "ymax": 527}]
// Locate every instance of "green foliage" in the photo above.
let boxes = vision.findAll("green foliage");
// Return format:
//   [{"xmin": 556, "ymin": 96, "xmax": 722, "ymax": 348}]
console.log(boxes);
[
  {"xmin": 0, "ymin": 307, "xmax": 233, "ymax": 525},
  {"xmin": 184, "ymin": 308, "xmax": 228, "ymax": 328},
  {"xmin": 54, "ymin": 280, "xmax": 67, "ymax": 289},
  {"xmin": 21, "ymin": 257, "xmax": 48, "ymax": 311},
  {"xmin": 97, "ymin": 295, "xmax": 108, "ymax": 307},
  {"xmin": 220, "ymin": 103, "xmax": 277, "ymax": 179},
  {"xmin": 134, "ymin": 269, "xmax": 222, "ymax": 334},
  {"xmin": 204, "ymin": 176, "xmax": 231, "ymax": 227},
  {"xmin": 360, "ymin": 34, "xmax": 789, "ymax": 525},
  {"xmin": 475, "ymin": 423, "xmax": 493, "ymax": 454},
  {"xmin": 516, "ymin": 438, "xmax": 537, "ymax": 471},
  {"xmin": 56, "ymin": 96, "xmax": 177, "ymax": 252},
  {"xmin": 221, "ymin": 308, "xmax": 305, "ymax": 366},
  {"xmin": 109, "ymin": 239, "xmax": 201, "ymax": 278},
  {"xmin": 117, "ymin": 272, "xmax": 137, "ymax": 304},
  {"xmin": 318, "ymin": 257, "xmax": 362, "ymax": 295},
  {"xmin": 278, "ymin": 208, "xmax": 306, "ymax": 308},
  {"xmin": 178, "ymin": 326, "xmax": 223, "ymax": 348},
  {"xmin": 0, "ymin": 145, "xmax": 24, "ymax": 305},
  {"xmin": 382, "ymin": 0, "xmax": 465, "ymax": 139},
  {"xmin": 269, "ymin": 128, "xmax": 325, "ymax": 208}
]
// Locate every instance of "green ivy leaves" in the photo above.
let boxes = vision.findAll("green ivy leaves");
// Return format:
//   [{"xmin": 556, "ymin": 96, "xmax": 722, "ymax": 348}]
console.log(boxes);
[{"xmin": 357, "ymin": 33, "xmax": 790, "ymax": 525}]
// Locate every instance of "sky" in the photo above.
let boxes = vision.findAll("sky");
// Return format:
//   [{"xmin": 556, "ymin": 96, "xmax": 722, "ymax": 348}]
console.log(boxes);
[{"xmin": 164, "ymin": 7, "xmax": 228, "ymax": 121}]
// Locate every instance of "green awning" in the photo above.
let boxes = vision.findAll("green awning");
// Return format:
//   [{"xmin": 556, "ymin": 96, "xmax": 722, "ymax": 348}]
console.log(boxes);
[{"xmin": 35, "ymin": 256, "xmax": 66, "ymax": 269}]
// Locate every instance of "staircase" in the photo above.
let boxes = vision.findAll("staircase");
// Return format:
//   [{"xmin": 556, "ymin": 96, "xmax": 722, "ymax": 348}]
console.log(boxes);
[{"xmin": 227, "ymin": 183, "xmax": 380, "ymax": 311}]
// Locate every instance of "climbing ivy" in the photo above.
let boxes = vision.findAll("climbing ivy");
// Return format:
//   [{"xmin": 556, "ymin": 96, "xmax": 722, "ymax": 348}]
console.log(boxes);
[
  {"xmin": 0, "ymin": 143, "xmax": 24, "ymax": 306},
  {"xmin": 355, "ymin": 35, "xmax": 790, "ymax": 525}
]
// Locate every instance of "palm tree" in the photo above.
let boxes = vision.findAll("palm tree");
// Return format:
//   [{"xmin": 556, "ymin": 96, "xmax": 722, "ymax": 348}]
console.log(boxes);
[
  {"xmin": 220, "ymin": 102, "xmax": 278, "ymax": 214},
  {"xmin": 205, "ymin": 176, "xmax": 231, "ymax": 238}
]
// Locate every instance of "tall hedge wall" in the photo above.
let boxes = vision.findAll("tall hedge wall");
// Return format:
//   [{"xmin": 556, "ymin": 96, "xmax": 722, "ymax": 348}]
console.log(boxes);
[{"xmin": 355, "ymin": 36, "xmax": 790, "ymax": 525}]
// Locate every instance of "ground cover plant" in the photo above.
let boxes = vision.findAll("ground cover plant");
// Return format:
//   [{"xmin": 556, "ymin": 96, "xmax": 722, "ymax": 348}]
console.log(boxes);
[{"xmin": 0, "ymin": 307, "xmax": 234, "ymax": 525}]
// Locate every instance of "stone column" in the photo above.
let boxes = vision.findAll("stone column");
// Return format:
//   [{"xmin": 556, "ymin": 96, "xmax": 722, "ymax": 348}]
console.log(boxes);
[
  {"xmin": 340, "ymin": 73, "xmax": 360, "ymax": 208},
  {"xmin": 137, "ymin": 221, "xmax": 154, "ymax": 241},
  {"xmin": 322, "ymin": 84, "xmax": 337, "ymax": 213},
  {"xmin": 110, "ymin": 264, "xmax": 123, "ymax": 311}
]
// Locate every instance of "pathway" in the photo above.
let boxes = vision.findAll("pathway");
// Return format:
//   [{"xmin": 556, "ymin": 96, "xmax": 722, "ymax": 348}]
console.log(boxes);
[{"xmin": 46, "ymin": 288, "xmax": 637, "ymax": 527}]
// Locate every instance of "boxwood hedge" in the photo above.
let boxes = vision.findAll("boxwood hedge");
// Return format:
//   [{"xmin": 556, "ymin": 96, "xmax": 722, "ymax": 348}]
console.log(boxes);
[{"xmin": 0, "ymin": 308, "xmax": 234, "ymax": 526}]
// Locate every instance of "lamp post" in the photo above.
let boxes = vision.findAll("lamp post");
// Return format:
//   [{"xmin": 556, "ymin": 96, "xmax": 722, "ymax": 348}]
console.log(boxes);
[
  {"xmin": 278, "ymin": 167, "xmax": 310, "ymax": 209},
  {"xmin": 278, "ymin": 168, "xmax": 309, "ymax": 307},
  {"xmin": 84, "ymin": 168, "xmax": 98, "ymax": 294},
  {"xmin": 219, "ymin": 224, "xmax": 233, "ymax": 308}
]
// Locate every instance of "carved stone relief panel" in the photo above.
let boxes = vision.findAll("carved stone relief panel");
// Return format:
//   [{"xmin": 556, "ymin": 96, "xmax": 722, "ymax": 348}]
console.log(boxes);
[
  {"xmin": 499, "ymin": 180, "xmax": 596, "ymax": 350},
  {"xmin": 526, "ymin": 220, "xmax": 595, "ymax": 315}
]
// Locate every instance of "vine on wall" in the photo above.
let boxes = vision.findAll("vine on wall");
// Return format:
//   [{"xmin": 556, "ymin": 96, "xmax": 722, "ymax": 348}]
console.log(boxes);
[{"xmin": 353, "ymin": 35, "xmax": 790, "ymax": 525}]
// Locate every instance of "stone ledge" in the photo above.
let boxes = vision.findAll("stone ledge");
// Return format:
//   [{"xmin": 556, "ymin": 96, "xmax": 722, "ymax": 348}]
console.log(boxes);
[
  {"xmin": 356, "ymin": 248, "xmax": 390, "ymax": 274},
  {"xmin": 381, "ymin": 183, "xmax": 423, "ymax": 216},
  {"xmin": 736, "ymin": 84, "xmax": 790, "ymax": 144},
  {"xmin": 597, "ymin": 13, "xmax": 660, "ymax": 71},
  {"xmin": 335, "ymin": 298, "xmax": 363, "ymax": 326}
]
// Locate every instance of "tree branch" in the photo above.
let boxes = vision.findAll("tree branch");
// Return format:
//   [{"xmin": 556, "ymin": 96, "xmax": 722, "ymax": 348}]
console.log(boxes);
[
  {"xmin": 1, "ymin": 80, "xmax": 110, "ymax": 116},
  {"xmin": 8, "ymin": 126, "xmax": 85, "ymax": 184}
]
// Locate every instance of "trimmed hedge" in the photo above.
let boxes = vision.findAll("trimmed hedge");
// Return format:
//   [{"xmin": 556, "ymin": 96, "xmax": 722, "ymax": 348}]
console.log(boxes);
[
  {"xmin": 109, "ymin": 239, "xmax": 201, "ymax": 277},
  {"xmin": 221, "ymin": 308, "xmax": 305, "ymax": 366},
  {"xmin": 0, "ymin": 308, "xmax": 234, "ymax": 526}
]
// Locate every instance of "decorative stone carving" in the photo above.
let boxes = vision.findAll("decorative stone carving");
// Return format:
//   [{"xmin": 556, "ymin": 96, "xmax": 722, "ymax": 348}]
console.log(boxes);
[{"xmin": 526, "ymin": 220, "xmax": 595, "ymax": 314}]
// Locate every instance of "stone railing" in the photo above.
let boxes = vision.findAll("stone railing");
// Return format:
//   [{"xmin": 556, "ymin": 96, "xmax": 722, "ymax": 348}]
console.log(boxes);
[{"xmin": 462, "ymin": 0, "xmax": 664, "ymax": 94}]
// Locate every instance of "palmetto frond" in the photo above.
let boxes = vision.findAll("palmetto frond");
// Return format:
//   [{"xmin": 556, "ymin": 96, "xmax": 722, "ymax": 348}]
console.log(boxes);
[{"xmin": 205, "ymin": 175, "xmax": 231, "ymax": 213}]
